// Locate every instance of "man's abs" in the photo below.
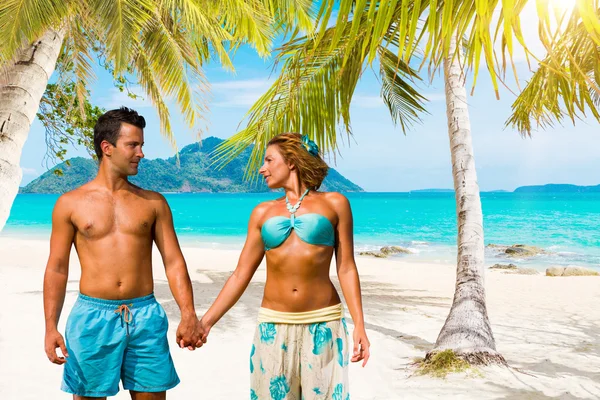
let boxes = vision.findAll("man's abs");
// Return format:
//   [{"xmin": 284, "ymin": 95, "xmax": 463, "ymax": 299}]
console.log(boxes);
[
  {"xmin": 71, "ymin": 190, "xmax": 157, "ymax": 299},
  {"xmin": 76, "ymin": 236, "xmax": 155, "ymax": 299}
]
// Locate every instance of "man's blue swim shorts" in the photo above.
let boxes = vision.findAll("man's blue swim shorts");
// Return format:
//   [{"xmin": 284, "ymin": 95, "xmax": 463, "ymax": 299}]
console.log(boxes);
[{"xmin": 61, "ymin": 293, "xmax": 180, "ymax": 397}]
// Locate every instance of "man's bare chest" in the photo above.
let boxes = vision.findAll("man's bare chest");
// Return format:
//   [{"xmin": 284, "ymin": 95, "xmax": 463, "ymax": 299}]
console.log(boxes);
[{"xmin": 72, "ymin": 198, "xmax": 155, "ymax": 239}]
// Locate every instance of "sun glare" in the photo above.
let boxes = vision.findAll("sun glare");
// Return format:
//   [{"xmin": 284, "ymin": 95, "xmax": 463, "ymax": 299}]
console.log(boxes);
[{"xmin": 549, "ymin": 0, "xmax": 578, "ymax": 16}]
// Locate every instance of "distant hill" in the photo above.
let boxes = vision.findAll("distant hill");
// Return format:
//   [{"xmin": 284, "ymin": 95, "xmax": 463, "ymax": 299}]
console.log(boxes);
[
  {"xmin": 410, "ymin": 186, "xmax": 599, "ymax": 194},
  {"xmin": 514, "ymin": 184, "xmax": 600, "ymax": 193},
  {"xmin": 20, "ymin": 137, "xmax": 363, "ymax": 194}
]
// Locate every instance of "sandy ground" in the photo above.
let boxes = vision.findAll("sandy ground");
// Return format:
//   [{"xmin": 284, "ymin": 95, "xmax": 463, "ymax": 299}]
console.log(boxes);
[{"xmin": 0, "ymin": 237, "xmax": 599, "ymax": 399}]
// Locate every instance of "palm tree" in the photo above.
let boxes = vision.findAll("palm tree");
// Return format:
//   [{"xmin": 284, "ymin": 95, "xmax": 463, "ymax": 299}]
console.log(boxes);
[
  {"xmin": 432, "ymin": 36, "xmax": 504, "ymax": 364},
  {"xmin": 0, "ymin": 0, "xmax": 316, "ymax": 231},
  {"xmin": 214, "ymin": 1, "xmax": 600, "ymax": 365}
]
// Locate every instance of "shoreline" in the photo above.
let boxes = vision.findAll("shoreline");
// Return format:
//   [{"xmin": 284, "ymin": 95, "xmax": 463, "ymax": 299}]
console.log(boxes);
[
  {"xmin": 2, "ymin": 229, "xmax": 598, "ymax": 272},
  {"xmin": 0, "ymin": 236, "xmax": 599, "ymax": 399}
]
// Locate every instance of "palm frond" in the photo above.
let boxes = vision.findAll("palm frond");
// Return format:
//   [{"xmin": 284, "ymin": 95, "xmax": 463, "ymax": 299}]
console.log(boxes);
[
  {"xmin": 378, "ymin": 46, "xmax": 428, "ymax": 131},
  {"xmin": 211, "ymin": 25, "xmax": 369, "ymax": 178},
  {"xmin": 261, "ymin": 0, "xmax": 316, "ymax": 36},
  {"xmin": 506, "ymin": 14, "xmax": 600, "ymax": 136},
  {"xmin": 213, "ymin": 9, "xmax": 428, "ymax": 177},
  {"xmin": 158, "ymin": 0, "xmax": 235, "ymax": 69},
  {"xmin": 325, "ymin": 0, "xmax": 600, "ymax": 99},
  {"xmin": 132, "ymin": 43, "xmax": 174, "ymax": 144},
  {"xmin": 0, "ymin": 0, "xmax": 68, "ymax": 63},
  {"xmin": 61, "ymin": 16, "xmax": 97, "ymax": 117},
  {"xmin": 212, "ymin": 0, "xmax": 275, "ymax": 56},
  {"xmin": 90, "ymin": 0, "xmax": 154, "ymax": 75},
  {"xmin": 138, "ymin": 8, "xmax": 208, "ymax": 132}
]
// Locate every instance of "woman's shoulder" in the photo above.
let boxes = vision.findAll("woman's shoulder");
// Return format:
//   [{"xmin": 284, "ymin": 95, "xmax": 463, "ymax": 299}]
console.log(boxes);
[
  {"xmin": 251, "ymin": 197, "xmax": 283, "ymax": 217},
  {"xmin": 319, "ymin": 191, "xmax": 349, "ymax": 206}
]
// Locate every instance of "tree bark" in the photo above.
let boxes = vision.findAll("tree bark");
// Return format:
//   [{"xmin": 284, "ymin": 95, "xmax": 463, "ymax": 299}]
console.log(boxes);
[
  {"xmin": 0, "ymin": 28, "xmax": 65, "ymax": 231},
  {"xmin": 427, "ymin": 37, "xmax": 506, "ymax": 365}
]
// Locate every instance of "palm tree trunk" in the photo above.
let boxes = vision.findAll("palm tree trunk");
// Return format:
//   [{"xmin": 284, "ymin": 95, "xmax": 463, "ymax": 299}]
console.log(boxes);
[
  {"xmin": 427, "ymin": 37, "xmax": 506, "ymax": 365},
  {"xmin": 0, "ymin": 28, "xmax": 65, "ymax": 231}
]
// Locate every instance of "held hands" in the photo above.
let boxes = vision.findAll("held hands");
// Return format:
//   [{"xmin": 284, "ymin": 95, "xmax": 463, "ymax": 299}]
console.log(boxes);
[
  {"xmin": 197, "ymin": 317, "xmax": 211, "ymax": 346},
  {"xmin": 176, "ymin": 314, "xmax": 207, "ymax": 350},
  {"xmin": 351, "ymin": 326, "xmax": 371, "ymax": 367},
  {"xmin": 45, "ymin": 329, "xmax": 68, "ymax": 365}
]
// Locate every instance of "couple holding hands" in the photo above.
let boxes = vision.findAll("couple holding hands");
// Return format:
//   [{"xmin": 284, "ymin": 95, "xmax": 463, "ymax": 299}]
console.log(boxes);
[{"xmin": 43, "ymin": 107, "xmax": 370, "ymax": 400}]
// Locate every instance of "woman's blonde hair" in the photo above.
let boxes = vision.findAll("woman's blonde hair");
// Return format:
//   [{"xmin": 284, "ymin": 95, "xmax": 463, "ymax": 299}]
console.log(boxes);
[{"xmin": 267, "ymin": 133, "xmax": 329, "ymax": 190}]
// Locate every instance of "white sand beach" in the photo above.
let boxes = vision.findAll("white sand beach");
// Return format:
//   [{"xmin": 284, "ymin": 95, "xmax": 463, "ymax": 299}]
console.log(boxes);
[{"xmin": 0, "ymin": 236, "xmax": 599, "ymax": 399}]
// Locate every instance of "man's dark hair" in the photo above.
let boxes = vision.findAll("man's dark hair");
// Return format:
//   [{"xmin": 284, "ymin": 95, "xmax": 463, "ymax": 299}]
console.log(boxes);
[{"xmin": 93, "ymin": 107, "xmax": 146, "ymax": 160}]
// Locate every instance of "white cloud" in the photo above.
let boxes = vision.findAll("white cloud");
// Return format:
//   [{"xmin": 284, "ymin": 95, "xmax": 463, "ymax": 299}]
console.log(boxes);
[
  {"xmin": 21, "ymin": 167, "xmax": 37, "ymax": 176},
  {"xmin": 352, "ymin": 95, "xmax": 383, "ymax": 109},
  {"xmin": 211, "ymin": 78, "xmax": 273, "ymax": 108}
]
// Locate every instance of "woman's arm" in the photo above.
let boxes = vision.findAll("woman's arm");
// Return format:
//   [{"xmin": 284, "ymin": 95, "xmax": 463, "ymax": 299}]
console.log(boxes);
[
  {"xmin": 200, "ymin": 204, "xmax": 267, "ymax": 336},
  {"xmin": 330, "ymin": 193, "xmax": 371, "ymax": 367}
]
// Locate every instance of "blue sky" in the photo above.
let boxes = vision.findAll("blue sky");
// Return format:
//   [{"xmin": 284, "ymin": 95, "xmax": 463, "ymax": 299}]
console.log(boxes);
[{"xmin": 18, "ymin": 8, "xmax": 600, "ymax": 192}]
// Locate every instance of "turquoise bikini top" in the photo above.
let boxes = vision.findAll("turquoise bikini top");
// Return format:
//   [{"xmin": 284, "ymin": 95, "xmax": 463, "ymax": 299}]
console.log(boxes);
[{"xmin": 261, "ymin": 189, "xmax": 335, "ymax": 251}]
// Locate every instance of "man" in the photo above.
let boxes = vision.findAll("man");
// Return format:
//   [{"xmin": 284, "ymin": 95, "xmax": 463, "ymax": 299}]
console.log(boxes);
[{"xmin": 43, "ymin": 107, "xmax": 204, "ymax": 399}]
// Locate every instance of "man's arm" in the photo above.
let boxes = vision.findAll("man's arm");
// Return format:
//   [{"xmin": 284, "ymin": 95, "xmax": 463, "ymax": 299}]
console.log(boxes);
[
  {"xmin": 153, "ymin": 194, "xmax": 200, "ymax": 349},
  {"xmin": 43, "ymin": 195, "xmax": 75, "ymax": 364},
  {"xmin": 331, "ymin": 193, "xmax": 371, "ymax": 367},
  {"xmin": 200, "ymin": 204, "xmax": 266, "ymax": 333}
]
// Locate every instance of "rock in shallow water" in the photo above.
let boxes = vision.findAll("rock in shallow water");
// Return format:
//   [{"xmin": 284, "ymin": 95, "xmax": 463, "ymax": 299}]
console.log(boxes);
[
  {"xmin": 489, "ymin": 264, "xmax": 539, "ymax": 275},
  {"xmin": 546, "ymin": 266, "xmax": 600, "ymax": 277},
  {"xmin": 505, "ymin": 244, "xmax": 545, "ymax": 257},
  {"xmin": 380, "ymin": 246, "xmax": 412, "ymax": 255},
  {"xmin": 359, "ymin": 246, "xmax": 413, "ymax": 258},
  {"xmin": 489, "ymin": 263, "xmax": 519, "ymax": 270},
  {"xmin": 358, "ymin": 251, "xmax": 387, "ymax": 258},
  {"xmin": 487, "ymin": 243, "xmax": 548, "ymax": 257}
]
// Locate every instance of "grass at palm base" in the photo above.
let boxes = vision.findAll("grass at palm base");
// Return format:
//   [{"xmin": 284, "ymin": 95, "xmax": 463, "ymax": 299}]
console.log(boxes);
[{"xmin": 414, "ymin": 350, "xmax": 482, "ymax": 378}]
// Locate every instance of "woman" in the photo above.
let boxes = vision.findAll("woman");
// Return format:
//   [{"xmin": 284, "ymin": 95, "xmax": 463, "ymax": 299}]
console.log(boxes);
[{"xmin": 200, "ymin": 133, "xmax": 370, "ymax": 399}]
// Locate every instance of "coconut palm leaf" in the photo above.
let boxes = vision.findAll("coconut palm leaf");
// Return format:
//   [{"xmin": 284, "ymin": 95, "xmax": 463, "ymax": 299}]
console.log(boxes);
[
  {"xmin": 157, "ymin": 0, "xmax": 235, "ymax": 70},
  {"xmin": 132, "ymin": 42, "xmax": 174, "ymax": 144},
  {"xmin": 60, "ymin": 15, "xmax": 97, "ymax": 116},
  {"xmin": 263, "ymin": 0, "xmax": 315, "ymax": 35},
  {"xmin": 1, "ymin": 0, "xmax": 317, "ymax": 150},
  {"xmin": 506, "ymin": 11, "xmax": 600, "ymax": 135},
  {"xmin": 0, "ymin": 0, "xmax": 68, "ymax": 63},
  {"xmin": 213, "ymin": 11, "xmax": 427, "ymax": 176},
  {"xmin": 211, "ymin": 27, "xmax": 369, "ymax": 177},
  {"xmin": 201, "ymin": 0, "xmax": 274, "ymax": 56},
  {"xmin": 90, "ymin": 0, "xmax": 154, "ymax": 75},
  {"xmin": 379, "ymin": 46, "xmax": 428, "ymax": 131},
  {"xmin": 320, "ymin": 0, "xmax": 600, "ymax": 100},
  {"xmin": 137, "ymin": 7, "xmax": 208, "ymax": 137}
]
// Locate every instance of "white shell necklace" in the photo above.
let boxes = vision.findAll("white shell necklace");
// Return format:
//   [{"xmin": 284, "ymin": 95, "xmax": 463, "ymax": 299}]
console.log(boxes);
[{"xmin": 285, "ymin": 189, "xmax": 310, "ymax": 215}]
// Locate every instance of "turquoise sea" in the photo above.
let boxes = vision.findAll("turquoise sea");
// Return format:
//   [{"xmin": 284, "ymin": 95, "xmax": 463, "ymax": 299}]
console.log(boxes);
[{"xmin": 4, "ymin": 192, "xmax": 600, "ymax": 270}]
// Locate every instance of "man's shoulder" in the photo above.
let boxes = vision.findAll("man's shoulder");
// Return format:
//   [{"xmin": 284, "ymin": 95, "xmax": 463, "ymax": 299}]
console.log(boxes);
[
  {"xmin": 136, "ymin": 187, "xmax": 166, "ymax": 203},
  {"xmin": 125, "ymin": 183, "xmax": 165, "ymax": 202},
  {"xmin": 53, "ymin": 187, "xmax": 90, "ymax": 217},
  {"xmin": 56, "ymin": 186, "xmax": 90, "ymax": 206}
]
